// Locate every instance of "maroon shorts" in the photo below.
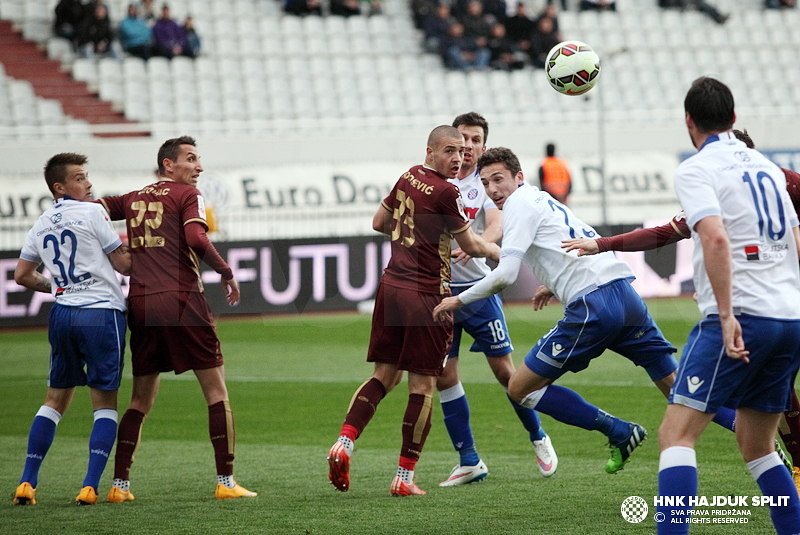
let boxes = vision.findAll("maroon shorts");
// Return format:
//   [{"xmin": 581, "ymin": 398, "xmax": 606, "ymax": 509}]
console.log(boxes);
[
  {"xmin": 128, "ymin": 291, "xmax": 223, "ymax": 376},
  {"xmin": 367, "ymin": 282, "xmax": 453, "ymax": 376}
]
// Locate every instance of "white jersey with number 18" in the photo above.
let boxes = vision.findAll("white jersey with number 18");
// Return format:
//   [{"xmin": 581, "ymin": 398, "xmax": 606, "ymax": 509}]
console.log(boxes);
[
  {"xmin": 675, "ymin": 132, "xmax": 800, "ymax": 319},
  {"xmin": 448, "ymin": 169, "xmax": 497, "ymax": 286}
]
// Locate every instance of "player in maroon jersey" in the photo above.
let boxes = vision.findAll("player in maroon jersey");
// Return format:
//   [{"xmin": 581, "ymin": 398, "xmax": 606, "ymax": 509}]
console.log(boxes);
[
  {"xmin": 561, "ymin": 129, "xmax": 800, "ymax": 493},
  {"xmin": 99, "ymin": 136, "xmax": 255, "ymax": 501},
  {"xmin": 326, "ymin": 126, "xmax": 501, "ymax": 497}
]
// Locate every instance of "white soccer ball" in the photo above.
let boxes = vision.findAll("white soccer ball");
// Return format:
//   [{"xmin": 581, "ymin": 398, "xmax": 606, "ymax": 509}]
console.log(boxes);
[{"xmin": 545, "ymin": 40, "xmax": 601, "ymax": 96}]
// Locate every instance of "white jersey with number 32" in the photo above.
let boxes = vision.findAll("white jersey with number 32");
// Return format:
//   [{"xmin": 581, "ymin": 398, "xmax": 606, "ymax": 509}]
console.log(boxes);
[
  {"xmin": 675, "ymin": 132, "xmax": 800, "ymax": 319},
  {"xmin": 20, "ymin": 198, "xmax": 126, "ymax": 312}
]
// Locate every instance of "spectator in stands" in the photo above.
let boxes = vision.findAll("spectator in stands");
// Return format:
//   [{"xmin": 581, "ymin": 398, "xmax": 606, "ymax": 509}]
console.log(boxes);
[
  {"xmin": 119, "ymin": 3, "xmax": 153, "ymax": 59},
  {"xmin": 458, "ymin": 0, "xmax": 493, "ymax": 51},
  {"xmin": 182, "ymin": 16, "xmax": 201, "ymax": 58},
  {"xmin": 152, "ymin": 4, "xmax": 185, "ymax": 58},
  {"xmin": 534, "ymin": 4, "xmax": 562, "ymax": 36},
  {"xmin": 283, "ymin": 0, "xmax": 322, "ymax": 16},
  {"xmin": 330, "ymin": 0, "xmax": 361, "ymax": 17},
  {"xmin": 440, "ymin": 21, "xmax": 491, "ymax": 71},
  {"xmin": 529, "ymin": 14, "xmax": 560, "ymax": 69},
  {"xmin": 765, "ymin": 0, "xmax": 794, "ymax": 7},
  {"xmin": 504, "ymin": 2, "xmax": 535, "ymax": 56},
  {"xmin": 77, "ymin": 3, "xmax": 121, "ymax": 60},
  {"xmin": 658, "ymin": 0, "xmax": 729, "ymax": 24},
  {"xmin": 139, "ymin": 0, "xmax": 157, "ymax": 24},
  {"xmin": 411, "ymin": 0, "xmax": 438, "ymax": 29},
  {"xmin": 482, "ymin": 0, "xmax": 508, "ymax": 23},
  {"xmin": 487, "ymin": 22, "xmax": 524, "ymax": 71},
  {"xmin": 579, "ymin": 0, "xmax": 616, "ymax": 11},
  {"xmin": 423, "ymin": 3, "xmax": 454, "ymax": 53},
  {"xmin": 53, "ymin": 0, "xmax": 86, "ymax": 42}
]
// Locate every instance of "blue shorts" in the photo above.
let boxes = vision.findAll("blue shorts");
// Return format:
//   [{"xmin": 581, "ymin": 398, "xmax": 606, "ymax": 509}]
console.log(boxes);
[
  {"xmin": 449, "ymin": 285, "xmax": 513, "ymax": 358},
  {"xmin": 47, "ymin": 304, "xmax": 126, "ymax": 391},
  {"xmin": 524, "ymin": 279, "xmax": 677, "ymax": 381},
  {"xmin": 671, "ymin": 314, "xmax": 800, "ymax": 414}
]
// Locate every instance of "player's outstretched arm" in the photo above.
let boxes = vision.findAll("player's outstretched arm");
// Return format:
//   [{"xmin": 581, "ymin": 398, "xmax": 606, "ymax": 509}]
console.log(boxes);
[
  {"xmin": 452, "ymin": 207, "xmax": 502, "ymax": 265},
  {"xmin": 107, "ymin": 244, "xmax": 131, "ymax": 276},
  {"xmin": 14, "ymin": 259, "xmax": 52, "ymax": 294},
  {"xmin": 454, "ymin": 227, "xmax": 501, "ymax": 263},
  {"xmin": 561, "ymin": 238, "xmax": 599, "ymax": 256},
  {"xmin": 432, "ymin": 296, "xmax": 461, "ymax": 324}
]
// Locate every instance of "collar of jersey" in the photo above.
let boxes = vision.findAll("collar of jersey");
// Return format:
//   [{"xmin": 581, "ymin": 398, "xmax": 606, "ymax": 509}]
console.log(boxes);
[
  {"xmin": 54, "ymin": 194, "xmax": 75, "ymax": 205},
  {"xmin": 699, "ymin": 131, "xmax": 736, "ymax": 151}
]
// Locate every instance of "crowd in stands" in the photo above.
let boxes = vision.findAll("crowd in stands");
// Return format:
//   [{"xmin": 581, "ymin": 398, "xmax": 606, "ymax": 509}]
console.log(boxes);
[
  {"xmin": 53, "ymin": 0, "xmax": 201, "ymax": 61},
  {"xmin": 415, "ymin": 0, "xmax": 563, "ymax": 72}
]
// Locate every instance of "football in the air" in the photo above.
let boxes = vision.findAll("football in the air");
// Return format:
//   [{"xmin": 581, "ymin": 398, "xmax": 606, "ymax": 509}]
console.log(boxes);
[{"xmin": 545, "ymin": 41, "xmax": 601, "ymax": 96}]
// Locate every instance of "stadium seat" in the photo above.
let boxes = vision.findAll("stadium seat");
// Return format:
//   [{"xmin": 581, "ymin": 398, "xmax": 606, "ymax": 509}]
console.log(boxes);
[{"xmin": 72, "ymin": 59, "xmax": 99, "ymax": 88}]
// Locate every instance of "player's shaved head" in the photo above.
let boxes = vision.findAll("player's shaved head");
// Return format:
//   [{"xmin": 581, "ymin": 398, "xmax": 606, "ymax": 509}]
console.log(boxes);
[{"xmin": 428, "ymin": 125, "xmax": 462, "ymax": 149}]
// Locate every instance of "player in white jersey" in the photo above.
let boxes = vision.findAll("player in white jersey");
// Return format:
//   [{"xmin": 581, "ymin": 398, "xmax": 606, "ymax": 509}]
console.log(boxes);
[
  {"xmin": 656, "ymin": 77, "xmax": 800, "ymax": 534},
  {"xmin": 13, "ymin": 153, "xmax": 131, "ymax": 506},
  {"xmin": 433, "ymin": 147, "xmax": 682, "ymax": 474},
  {"xmin": 437, "ymin": 112, "xmax": 556, "ymax": 487}
]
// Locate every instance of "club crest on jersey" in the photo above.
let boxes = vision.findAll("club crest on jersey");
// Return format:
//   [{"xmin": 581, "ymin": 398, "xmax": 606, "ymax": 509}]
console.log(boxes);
[
  {"xmin": 50, "ymin": 213, "xmax": 62, "ymax": 224},
  {"xmin": 467, "ymin": 188, "xmax": 478, "ymax": 200},
  {"xmin": 745, "ymin": 245, "xmax": 759, "ymax": 261}
]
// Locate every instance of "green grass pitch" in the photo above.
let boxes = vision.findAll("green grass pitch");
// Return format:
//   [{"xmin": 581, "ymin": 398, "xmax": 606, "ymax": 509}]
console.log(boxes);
[{"xmin": 0, "ymin": 296, "xmax": 789, "ymax": 534}]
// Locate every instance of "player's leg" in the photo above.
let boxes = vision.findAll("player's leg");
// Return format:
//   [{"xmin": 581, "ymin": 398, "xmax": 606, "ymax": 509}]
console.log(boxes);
[
  {"xmin": 437, "ymin": 354, "xmax": 488, "ymax": 486},
  {"xmin": 737, "ymin": 408, "xmax": 800, "ymax": 534},
  {"xmin": 77, "ymin": 388, "xmax": 118, "ymax": 505},
  {"xmin": 656, "ymin": 403, "xmax": 714, "ymax": 534},
  {"xmin": 391, "ymin": 371, "xmax": 436, "ymax": 497},
  {"xmin": 778, "ymin": 389, "xmax": 800, "ymax": 489},
  {"xmin": 487, "ymin": 354, "xmax": 556, "ymax": 477},
  {"xmin": 15, "ymin": 387, "xmax": 74, "ymax": 505},
  {"xmin": 510, "ymin": 362, "xmax": 641, "ymax": 473},
  {"xmin": 109, "ymin": 372, "xmax": 160, "ymax": 502},
  {"xmin": 194, "ymin": 365, "xmax": 256, "ymax": 499},
  {"xmin": 329, "ymin": 362, "xmax": 401, "ymax": 492}
]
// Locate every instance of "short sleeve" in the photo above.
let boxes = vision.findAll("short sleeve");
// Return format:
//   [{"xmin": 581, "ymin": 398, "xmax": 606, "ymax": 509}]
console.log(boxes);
[
  {"xmin": 182, "ymin": 188, "xmax": 209, "ymax": 229},
  {"xmin": 98, "ymin": 195, "xmax": 125, "ymax": 221},
  {"xmin": 91, "ymin": 205, "xmax": 123, "ymax": 255},
  {"xmin": 19, "ymin": 227, "xmax": 41, "ymax": 264},
  {"xmin": 439, "ymin": 185, "xmax": 470, "ymax": 234},
  {"xmin": 674, "ymin": 163, "xmax": 720, "ymax": 230}
]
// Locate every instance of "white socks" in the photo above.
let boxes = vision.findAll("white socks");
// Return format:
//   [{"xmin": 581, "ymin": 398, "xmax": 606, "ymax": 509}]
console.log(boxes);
[{"xmin": 218, "ymin": 475, "xmax": 235, "ymax": 489}]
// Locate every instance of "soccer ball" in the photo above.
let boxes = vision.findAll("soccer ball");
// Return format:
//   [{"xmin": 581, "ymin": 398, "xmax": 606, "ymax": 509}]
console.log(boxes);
[{"xmin": 545, "ymin": 41, "xmax": 601, "ymax": 96}]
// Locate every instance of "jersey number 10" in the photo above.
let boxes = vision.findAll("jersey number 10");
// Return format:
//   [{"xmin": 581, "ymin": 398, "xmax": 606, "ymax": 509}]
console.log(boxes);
[{"xmin": 742, "ymin": 171, "xmax": 786, "ymax": 242}]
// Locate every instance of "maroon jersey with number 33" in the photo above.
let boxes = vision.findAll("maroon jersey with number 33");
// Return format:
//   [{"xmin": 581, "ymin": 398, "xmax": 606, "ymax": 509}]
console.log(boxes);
[{"xmin": 379, "ymin": 164, "xmax": 471, "ymax": 296}]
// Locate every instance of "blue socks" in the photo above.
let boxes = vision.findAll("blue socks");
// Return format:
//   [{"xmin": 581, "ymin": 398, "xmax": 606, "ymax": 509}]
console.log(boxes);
[
  {"xmin": 657, "ymin": 446, "xmax": 697, "ymax": 534},
  {"xmin": 440, "ymin": 383, "xmax": 480, "ymax": 467},
  {"xmin": 20, "ymin": 406, "xmax": 61, "ymax": 488},
  {"xmin": 747, "ymin": 452, "xmax": 800, "ymax": 534},
  {"xmin": 83, "ymin": 409, "xmax": 118, "ymax": 491},
  {"xmin": 657, "ymin": 448, "xmax": 800, "ymax": 535},
  {"xmin": 521, "ymin": 384, "xmax": 622, "ymax": 434},
  {"xmin": 507, "ymin": 394, "xmax": 546, "ymax": 441}
]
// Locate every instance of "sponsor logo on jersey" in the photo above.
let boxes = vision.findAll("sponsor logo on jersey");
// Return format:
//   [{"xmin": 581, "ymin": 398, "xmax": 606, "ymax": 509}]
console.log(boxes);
[
  {"xmin": 687, "ymin": 376, "xmax": 704, "ymax": 394},
  {"xmin": 551, "ymin": 343, "xmax": 565, "ymax": 356},
  {"xmin": 468, "ymin": 188, "xmax": 478, "ymax": 200},
  {"xmin": 745, "ymin": 245, "xmax": 759, "ymax": 261},
  {"xmin": 50, "ymin": 213, "xmax": 62, "ymax": 224},
  {"xmin": 735, "ymin": 151, "xmax": 751, "ymax": 162}
]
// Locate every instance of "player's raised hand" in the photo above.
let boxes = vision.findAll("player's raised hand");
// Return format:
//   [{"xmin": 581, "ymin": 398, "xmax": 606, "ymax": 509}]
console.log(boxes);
[
  {"xmin": 451, "ymin": 247, "xmax": 472, "ymax": 266},
  {"xmin": 433, "ymin": 296, "xmax": 463, "ymax": 323},
  {"xmin": 222, "ymin": 275, "xmax": 240, "ymax": 306},
  {"xmin": 720, "ymin": 314, "xmax": 749, "ymax": 363},
  {"xmin": 561, "ymin": 238, "xmax": 599, "ymax": 256},
  {"xmin": 532, "ymin": 285, "xmax": 555, "ymax": 311}
]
